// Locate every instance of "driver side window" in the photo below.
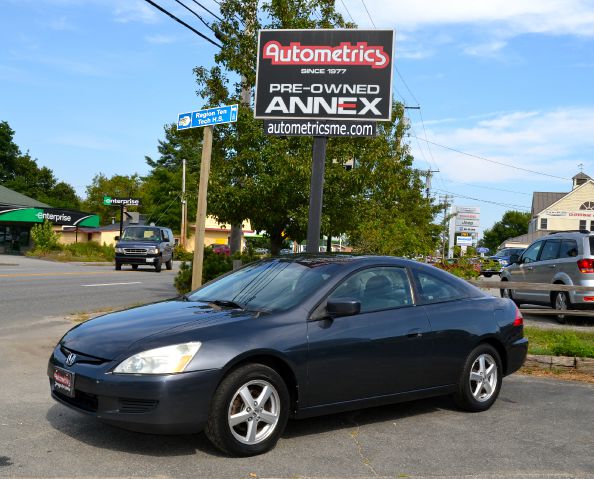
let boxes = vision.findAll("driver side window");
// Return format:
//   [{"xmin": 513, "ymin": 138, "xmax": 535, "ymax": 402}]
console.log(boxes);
[{"xmin": 521, "ymin": 241, "xmax": 543, "ymax": 264}]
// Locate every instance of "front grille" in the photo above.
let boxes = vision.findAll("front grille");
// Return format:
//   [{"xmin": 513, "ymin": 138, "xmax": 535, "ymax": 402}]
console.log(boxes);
[
  {"xmin": 60, "ymin": 346, "xmax": 107, "ymax": 365},
  {"xmin": 124, "ymin": 248, "xmax": 148, "ymax": 255},
  {"xmin": 118, "ymin": 398, "xmax": 159, "ymax": 414},
  {"xmin": 54, "ymin": 389, "xmax": 98, "ymax": 412}
]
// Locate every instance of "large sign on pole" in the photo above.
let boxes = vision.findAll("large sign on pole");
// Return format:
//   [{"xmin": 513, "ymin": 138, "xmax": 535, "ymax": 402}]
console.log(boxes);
[{"xmin": 255, "ymin": 29, "xmax": 394, "ymax": 121}]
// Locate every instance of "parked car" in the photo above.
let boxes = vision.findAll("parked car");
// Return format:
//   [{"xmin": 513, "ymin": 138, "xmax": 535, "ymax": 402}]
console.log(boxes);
[
  {"xmin": 48, "ymin": 255, "xmax": 527, "ymax": 456},
  {"xmin": 114, "ymin": 225, "xmax": 174, "ymax": 272},
  {"xmin": 481, "ymin": 247, "xmax": 525, "ymax": 277},
  {"xmin": 500, "ymin": 230, "xmax": 594, "ymax": 318}
]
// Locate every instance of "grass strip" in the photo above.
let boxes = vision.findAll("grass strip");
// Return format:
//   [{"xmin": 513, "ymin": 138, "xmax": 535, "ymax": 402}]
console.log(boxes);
[{"xmin": 524, "ymin": 326, "xmax": 594, "ymax": 358}]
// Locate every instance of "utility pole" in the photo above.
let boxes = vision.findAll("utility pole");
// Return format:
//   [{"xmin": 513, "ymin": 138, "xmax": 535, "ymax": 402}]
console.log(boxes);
[
  {"xmin": 439, "ymin": 194, "xmax": 452, "ymax": 261},
  {"xmin": 191, "ymin": 126, "xmax": 213, "ymax": 290},
  {"xmin": 180, "ymin": 158, "xmax": 187, "ymax": 249},
  {"xmin": 422, "ymin": 169, "xmax": 439, "ymax": 198}
]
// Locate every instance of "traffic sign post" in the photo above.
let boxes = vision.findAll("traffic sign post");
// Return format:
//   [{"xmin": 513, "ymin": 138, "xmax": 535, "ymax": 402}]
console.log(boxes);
[{"xmin": 177, "ymin": 104, "xmax": 237, "ymax": 289}]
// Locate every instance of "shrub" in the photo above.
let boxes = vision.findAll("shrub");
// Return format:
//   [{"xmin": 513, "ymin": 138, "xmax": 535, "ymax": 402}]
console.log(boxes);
[
  {"xmin": 433, "ymin": 257, "xmax": 480, "ymax": 279},
  {"xmin": 174, "ymin": 248, "xmax": 261, "ymax": 294},
  {"xmin": 173, "ymin": 244, "xmax": 193, "ymax": 261},
  {"xmin": 30, "ymin": 220, "xmax": 61, "ymax": 252},
  {"xmin": 63, "ymin": 242, "xmax": 115, "ymax": 262}
]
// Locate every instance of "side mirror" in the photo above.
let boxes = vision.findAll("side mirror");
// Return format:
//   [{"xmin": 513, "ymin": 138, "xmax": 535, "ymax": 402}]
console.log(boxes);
[
  {"xmin": 326, "ymin": 299, "xmax": 361, "ymax": 317},
  {"xmin": 509, "ymin": 254, "xmax": 520, "ymax": 264},
  {"xmin": 114, "ymin": 236, "xmax": 120, "ymax": 241}
]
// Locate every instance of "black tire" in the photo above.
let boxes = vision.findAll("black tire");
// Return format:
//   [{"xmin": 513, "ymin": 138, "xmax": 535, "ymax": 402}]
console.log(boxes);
[
  {"xmin": 483, "ymin": 273, "xmax": 492, "ymax": 278},
  {"xmin": 132, "ymin": 264, "xmax": 138, "ymax": 271},
  {"xmin": 154, "ymin": 257, "xmax": 162, "ymax": 273},
  {"xmin": 552, "ymin": 291, "xmax": 570, "ymax": 324},
  {"xmin": 205, "ymin": 363, "xmax": 290, "ymax": 457},
  {"xmin": 115, "ymin": 262, "xmax": 122, "ymax": 271},
  {"xmin": 453, "ymin": 344, "xmax": 503, "ymax": 412},
  {"xmin": 165, "ymin": 258, "xmax": 173, "ymax": 270},
  {"xmin": 500, "ymin": 280, "xmax": 517, "ymax": 304}
]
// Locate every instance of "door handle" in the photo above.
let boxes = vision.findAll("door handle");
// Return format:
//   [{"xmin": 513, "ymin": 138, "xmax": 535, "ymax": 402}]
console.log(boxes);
[
  {"xmin": 548, "ymin": 264, "xmax": 557, "ymax": 268},
  {"xmin": 407, "ymin": 328, "xmax": 422, "ymax": 339},
  {"xmin": 526, "ymin": 266, "xmax": 533, "ymax": 271}
]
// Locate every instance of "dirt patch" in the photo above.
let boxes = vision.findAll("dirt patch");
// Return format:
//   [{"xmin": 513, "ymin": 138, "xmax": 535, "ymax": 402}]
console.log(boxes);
[{"xmin": 519, "ymin": 366, "xmax": 594, "ymax": 384}]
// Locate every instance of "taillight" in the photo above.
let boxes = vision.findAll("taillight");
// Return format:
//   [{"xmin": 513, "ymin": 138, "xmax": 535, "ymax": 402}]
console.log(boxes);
[
  {"xmin": 513, "ymin": 307, "xmax": 523, "ymax": 327},
  {"xmin": 577, "ymin": 258, "xmax": 594, "ymax": 273}
]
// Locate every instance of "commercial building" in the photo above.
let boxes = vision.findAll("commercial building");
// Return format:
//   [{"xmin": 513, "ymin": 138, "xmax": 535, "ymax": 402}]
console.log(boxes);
[{"xmin": 0, "ymin": 185, "xmax": 99, "ymax": 254}]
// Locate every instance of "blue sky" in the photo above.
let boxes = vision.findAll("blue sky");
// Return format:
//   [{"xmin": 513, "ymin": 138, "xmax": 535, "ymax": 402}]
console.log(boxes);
[{"xmin": 2, "ymin": 0, "xmax": 594, "ymax": 233}]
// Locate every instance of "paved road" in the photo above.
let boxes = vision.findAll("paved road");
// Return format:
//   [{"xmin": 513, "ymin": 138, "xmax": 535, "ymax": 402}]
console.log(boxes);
[
  {"xmin": 0, "ymin": 255, "xmax": 179, "ymax": 329},
  {"xmin": 0, "ymin": 317, "xmax": 592, "ymax": 479}
]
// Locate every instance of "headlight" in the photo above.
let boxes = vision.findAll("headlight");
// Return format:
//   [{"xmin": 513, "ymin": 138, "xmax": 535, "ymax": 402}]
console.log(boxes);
[
  {"xmin": 499, "ymin": 259, "xmax": 509, "ymax": 266},
  {"xmin": 115, "ymin": 247, "xmax": 124, "ymax": 253},
  {"xmin": 149, "ymin": 247, "xmax": 159, "ymax": 254},
  {"xmin": 113, "ymin": 342, "xmax": 202, "ymax": 374}
]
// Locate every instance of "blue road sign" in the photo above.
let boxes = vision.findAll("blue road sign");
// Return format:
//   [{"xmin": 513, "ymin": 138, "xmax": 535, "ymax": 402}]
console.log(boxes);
[
  {"xmin": 477, "ymin": 247, "xmax": 490, "ymax": 254},
  {"xmin": 177, "ymin": 104, "xmax": 238, "ymax": 130}
]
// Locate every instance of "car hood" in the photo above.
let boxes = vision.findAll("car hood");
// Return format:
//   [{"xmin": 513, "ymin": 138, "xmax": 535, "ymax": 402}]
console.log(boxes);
[
  {"xmin": 116, "ymin": 240, "xmax": 160, "ymax": 248},
  {"xmin": 60, "ymin": 300, "xmax": 254, "ymax": 360}
]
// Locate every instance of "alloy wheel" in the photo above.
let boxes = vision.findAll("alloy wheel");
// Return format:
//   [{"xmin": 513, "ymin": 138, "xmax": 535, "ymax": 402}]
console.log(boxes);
[
  {"xmin": 227, "ymin": 380, "xmax": 280, "ymax": 445},
  {"xmin": 469, "ymin": 353, "xmax": 498, "ymax": 402}
]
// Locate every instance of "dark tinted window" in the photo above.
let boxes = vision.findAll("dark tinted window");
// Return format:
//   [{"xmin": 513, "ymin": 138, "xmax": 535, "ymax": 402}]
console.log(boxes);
[
  {"xmin": 540, "ymin": 240, "xmax": 561, "ymax": 261},
  {"xmin": 560, "ymin": 239, "xmax": 578, "ymax": 258},
  {"xmin": 414, "ymin": 270, "xmax": 466, "ymax": 304},
  {"xmin": 188, "ymin": 259, "xmax": 340, "ymax": 312},
  {"xmin": 522, "ymin": 241, "xmax": 543, "ymax": 264},
  {"xmin": 329, "ymin": 267, "xmax": 412, "ymax": 313}
]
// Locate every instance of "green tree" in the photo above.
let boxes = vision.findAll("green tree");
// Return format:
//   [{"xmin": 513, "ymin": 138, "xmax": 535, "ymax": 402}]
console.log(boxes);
[
  {"xmin": 0, "ymin": 121, "xmax": 20, "ymax": 183},
  {"xmin": 30, "ymin": 220, "xmax": 60, "ymax": 252},
  {"xmin": 83, "ymin": 173, "xmax": 142, "ymax": 225},
  {"xmin": 481, "ymin": 210, "xmax": 531, "ymax": 252}
]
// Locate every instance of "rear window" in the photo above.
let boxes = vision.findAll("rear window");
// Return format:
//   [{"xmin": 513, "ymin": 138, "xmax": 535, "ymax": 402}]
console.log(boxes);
[{"xmin": 589, "ymin": 237, "xmax": 594, "ymax": 255}]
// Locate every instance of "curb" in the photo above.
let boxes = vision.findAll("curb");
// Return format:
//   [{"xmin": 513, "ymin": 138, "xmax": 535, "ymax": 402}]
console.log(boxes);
[{"xmin": 525, "ymin": 354, "xmax": 594, "ymax": 374}]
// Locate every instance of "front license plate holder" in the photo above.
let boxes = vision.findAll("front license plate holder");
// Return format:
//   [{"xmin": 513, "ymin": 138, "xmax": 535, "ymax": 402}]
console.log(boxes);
[{"xmin": 53, "ymin": 366, "xmax": 75, "ymax": 398}]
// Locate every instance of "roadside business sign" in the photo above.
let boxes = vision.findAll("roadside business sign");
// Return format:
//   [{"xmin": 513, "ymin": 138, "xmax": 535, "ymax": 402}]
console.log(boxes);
[
  {"xmin": 456, "ymin": 235, "xmax": 473, "ymax": 246},
  {"xmin": 103, "ymin": 196, "xmax": 141, "ymax": 207},
  {"xmin": 455, "ymin": 225, "xmax": 480, "ymax": 233},
  {"xmin": 455, "ymin": 219, "xmax": 480, "ymax": 227},
  {"xmin": 255, "ymin": 29, "xmax": 394, "ymax": 121},
  {"xmin": 263, "ymin": 119, "xmax": 377, "ymax": 137},
  {"xmin": 177, "ymin": 104, "xmax": 238, "ymax": 131}
]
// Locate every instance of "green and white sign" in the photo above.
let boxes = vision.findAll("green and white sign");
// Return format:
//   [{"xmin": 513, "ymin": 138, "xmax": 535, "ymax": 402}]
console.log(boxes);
[{"xmin": 103, "ymin": 196, "xmax": 140, "ymax": 207}]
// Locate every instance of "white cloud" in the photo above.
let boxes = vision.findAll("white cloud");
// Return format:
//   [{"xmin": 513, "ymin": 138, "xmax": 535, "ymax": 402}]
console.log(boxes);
[
  {"xmin": 144, "ymin": 34, "xmax": 177, "ymax": 45},
  {"xmin": 410, "ymin": 107, "xmax": 594, "ymax": 184},
  {"xmin": 113, "ymin": 0, "xmax": 158, "ymax": 24},
  {"xmin": 464, "ymin": 40, "xmax": 507, "ymax": 57},
  {"xmin": 350, "ymin": 0, "xmax": 594, "ymax": 36}
]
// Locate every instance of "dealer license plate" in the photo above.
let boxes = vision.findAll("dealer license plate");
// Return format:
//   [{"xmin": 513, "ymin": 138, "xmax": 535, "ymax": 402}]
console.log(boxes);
[{"xmin": 53, "ymin": 366, "xmax": 75, "ymax": 398}]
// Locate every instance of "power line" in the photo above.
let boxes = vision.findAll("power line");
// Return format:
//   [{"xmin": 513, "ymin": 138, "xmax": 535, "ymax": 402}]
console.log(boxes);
[
  {"xmin": 189, "ymin": 0, "xmax": 222, "ymax": 22},
  {"xmin": 142, "ymin": 0, "xmax": 222, "ymax": 48},
  {"xmin": 442, "ymin": 178, "xmax": 532, "ymax": 196},
  {"xmin": 171, "ymin": 0, "xmax": 215, "ymax": 33},
  {"xmin": 360, "ymin": 0, "xmax": 376, "ymax": 28},
  {"xmin": 412, "ymin": 135, "xmax": 571, "ymax": 181},
  {"xmin": 433, "ymin": 188, "xmax": 530, "ymax": 211},
  {"xmin": 339, "ymin": 0, "xmax": 356, "ymax": 24},
  {"xmin": 395, "ymin": 66, "xmax": 420, "ymax": 106}
]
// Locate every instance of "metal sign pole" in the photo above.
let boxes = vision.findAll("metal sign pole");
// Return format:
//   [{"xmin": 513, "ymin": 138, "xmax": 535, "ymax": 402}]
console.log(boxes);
[
  {"xmin": 119, "ymin": 204, "xmax": 124, "ymax": 238},
  {"xmin": 191, "ymin": 125, "xmax": 213, "ymax": 290},
  {"xmin": 306, "ymin": 136, "xmax": 328, "ymax": 253}
]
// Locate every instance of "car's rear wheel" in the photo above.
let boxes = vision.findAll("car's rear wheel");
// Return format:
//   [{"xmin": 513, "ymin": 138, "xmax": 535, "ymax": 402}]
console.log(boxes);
[
  {"xmin": 453, "ymin": 344, "xmax": 502, "ymax": 412},
  {"xmin": 553, "ymin": 291, "xmax": 570, "ymax": 324},
  {"xmin": 132, "ymin": 264, "xmax": 138, "ymax": 271},
  {"xmin": 205, "ymin": 364, "xmax": 289, "ymax": 457}
]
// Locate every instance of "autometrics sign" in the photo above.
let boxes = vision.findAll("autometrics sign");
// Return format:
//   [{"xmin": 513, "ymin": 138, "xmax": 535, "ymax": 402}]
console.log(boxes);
[{"xmin": 255, "ymin": 29, "xmax": 394, "ymax": 121}]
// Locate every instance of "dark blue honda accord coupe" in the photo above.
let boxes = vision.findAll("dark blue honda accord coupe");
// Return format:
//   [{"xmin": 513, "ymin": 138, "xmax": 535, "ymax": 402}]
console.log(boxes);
[{"xmin": 48, "ymin": 255, "xmax": 527, "ymax": 456}]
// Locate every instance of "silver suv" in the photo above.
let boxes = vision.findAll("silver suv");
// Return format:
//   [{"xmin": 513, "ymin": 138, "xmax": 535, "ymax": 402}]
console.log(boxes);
[{"xmin": 500, "ymin": 231, "xmax": 594, "ymax": 314}]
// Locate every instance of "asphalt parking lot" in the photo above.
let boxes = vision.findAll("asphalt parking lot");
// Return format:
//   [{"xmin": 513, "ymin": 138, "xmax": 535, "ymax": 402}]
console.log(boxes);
[{"xmin": 1, "ymin": 256, "xmax": 593, "ymax": 478}]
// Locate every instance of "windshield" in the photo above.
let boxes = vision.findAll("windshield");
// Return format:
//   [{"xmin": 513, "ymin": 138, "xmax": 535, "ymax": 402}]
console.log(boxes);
[
  {"xmin": 187, "ymin": 259, "xmax": 341, "ymax": 313},
  {"xmin": 121, "ymin": 227, "xmax": 161, "ymax": 242},
  {"xmin": 494, "ymin": 248, "xmax": 522, "ymax": 257}
]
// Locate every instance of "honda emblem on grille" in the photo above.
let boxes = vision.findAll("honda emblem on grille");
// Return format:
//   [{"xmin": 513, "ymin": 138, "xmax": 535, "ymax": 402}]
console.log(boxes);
[{"xmin": 65, "ymin": 353, "xmax": 77, "ymax": 366}]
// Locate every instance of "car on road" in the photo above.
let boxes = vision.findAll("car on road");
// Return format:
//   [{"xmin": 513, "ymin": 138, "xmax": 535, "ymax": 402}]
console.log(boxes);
[
  {"xmin": 209, "ymin": 244, "xmax": 231, "ymax": 256},
  {"xmin": 500, "ymin": 230, "xmax": 594, "ymax": 318},
  {"xmin": 48, "ymin": 255, "xmax": 527, "ymax": 456},
  {"xmin": 114, "ymin": 226, "xmax": 174, "ymax": 272},
  {"xmin": 481, "ymin": 247, "xmax": 525, "ymax": 277}
]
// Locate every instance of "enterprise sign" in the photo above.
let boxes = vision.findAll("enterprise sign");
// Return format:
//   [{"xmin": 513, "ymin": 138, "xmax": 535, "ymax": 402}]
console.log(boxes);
[
  {"xmin": 255, "ymin": 29, "xmax": 394, "ymax": 121},
  {"xmin": 103, "ymin": 196, "xmax": 141, "ymax": 207}
]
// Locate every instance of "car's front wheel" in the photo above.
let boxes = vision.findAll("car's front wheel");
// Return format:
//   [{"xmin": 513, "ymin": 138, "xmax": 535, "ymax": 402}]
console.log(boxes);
[
  {"xmin": 453, "ymin": 344, "xmax": 502, "ymax": 412},
  {"xmin": 205, "ymin": 364, "xmax": 290, "ymax": 457},
  {"xmin": 165, "ymin": 258, "xmax": 173, "ymax": 270},
  {"xmin": 115, "ymin": 262, "xmax": 121, "ymax": 271},
  {"xmin": 154, "ymin": 257, "xmax": 162, "ymax": 273},
  {"xmin": 553, "ymin": 291, "xmax": 570, "ymax": 324}
]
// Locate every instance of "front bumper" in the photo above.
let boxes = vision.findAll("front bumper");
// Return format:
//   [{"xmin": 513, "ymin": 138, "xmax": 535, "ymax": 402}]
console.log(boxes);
[
  {"xmin": 48, "ymin": 345, "xmax": 221, "ymax": 434},
  {"xmin": 115, "ymin": 254, "xmax": 159, "ymax": 265},
  {"xmin": 505, "ymin": 337, "xmax": 529, "ymax": 376}
]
